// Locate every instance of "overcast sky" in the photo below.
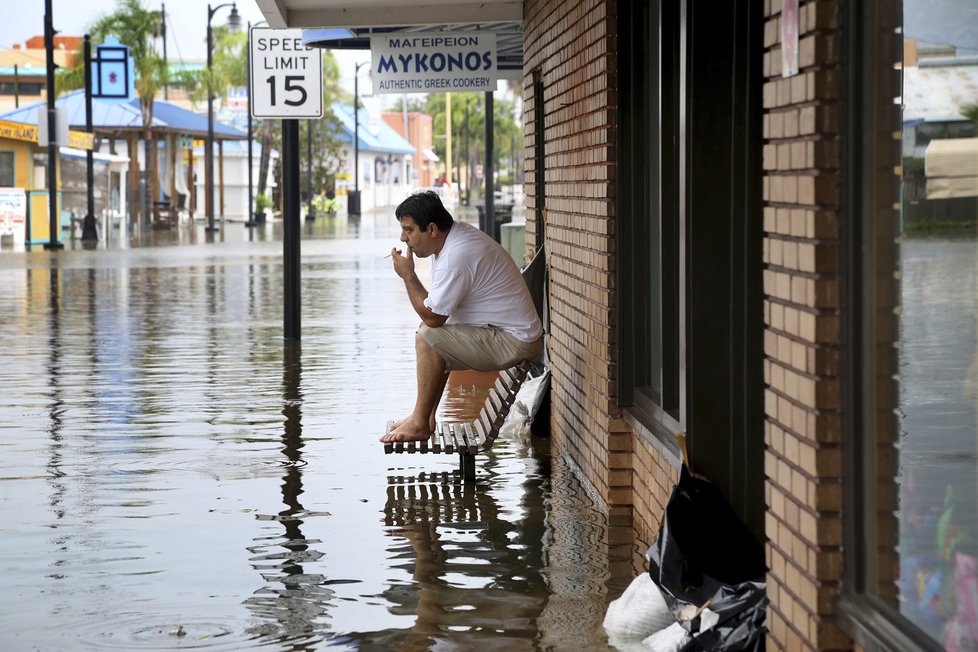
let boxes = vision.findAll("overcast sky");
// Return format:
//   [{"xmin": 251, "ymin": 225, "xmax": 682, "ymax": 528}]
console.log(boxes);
[{"xmin": 0, "ymin": 0, "xmax": 370, "ymax": 91}]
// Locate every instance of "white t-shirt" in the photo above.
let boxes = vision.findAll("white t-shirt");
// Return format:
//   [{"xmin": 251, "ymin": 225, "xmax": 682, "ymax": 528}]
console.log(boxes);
[{"xmin": 423, "ymin": 220, "xmax": 543, "ymax": 342}]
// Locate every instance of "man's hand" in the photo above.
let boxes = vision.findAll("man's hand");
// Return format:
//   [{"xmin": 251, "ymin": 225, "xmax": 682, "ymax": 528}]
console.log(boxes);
[{"xmin": 391, "ymin": 246, "xmax": 415, "ymax": 279}]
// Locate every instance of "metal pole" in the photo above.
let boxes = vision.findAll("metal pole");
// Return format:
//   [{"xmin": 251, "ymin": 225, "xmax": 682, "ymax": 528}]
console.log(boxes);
[
  {"xmin": 245, "ymin": 21, "xmax": 255, "ymax": 227},
  {"xmin": 161, "ymin": 3, "xmax": 168, "ymax": 100},
  {"xmin": 82, "ymin": 34, "xmax": 97, "ymax": 241},
  {"xmin": 305, "ymin": 120, "xmax": 315, "ymax": 220},
  {"xmin": 348, "ymin": 63, "xmax": 361, "ymax": 217},
  {"xmin": 205, "ymin": 5, "xmax": 217, "ymax": 232},
  {"xmin": 484, "ymin": 90, "xmax": 494, "ymax": 241},
  {"xmin": 282, "ymin": 119, "xmax": 301, "ymax": 340},
  {"xmin": 43, "ymin": 0, "xmax": 63, "ymax": 251},
  {"xmin": 464, "ymin": 98, "xmax": 470, "ymax": 204},
  {"xmin": 13, "ymin": 64, "xmax": 19, "ymax": 108},
  {"xmin": 354, "ymin": 71, "xmax": 359, "ymax": 194}
]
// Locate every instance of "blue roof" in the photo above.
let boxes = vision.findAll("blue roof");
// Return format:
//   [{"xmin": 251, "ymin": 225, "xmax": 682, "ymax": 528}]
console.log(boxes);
[
  {"xmin": 331, "ymin": 102, "xmax": 415, "ymax": 155},
  {"xmin": 0, "ymin": 89, "xmax": 246, "ymax": 139},
  {"xmin": 144, "ymin": 98, "xmax": 246, "ymax": 139},
  {"xmin": 0, "ymin": 89, "xmax": 151, "ymax": 129}
]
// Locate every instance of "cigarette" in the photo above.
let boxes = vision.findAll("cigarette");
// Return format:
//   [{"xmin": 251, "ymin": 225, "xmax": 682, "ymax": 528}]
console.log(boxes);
[{"xmin": 383, "ymin": 253, "xmax": 392, "ymax": 259}]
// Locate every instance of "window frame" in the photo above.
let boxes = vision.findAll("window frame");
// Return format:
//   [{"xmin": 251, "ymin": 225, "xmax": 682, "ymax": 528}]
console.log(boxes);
[
  {"xmin": 836, "ymin": 0, "xmax": 946, "ymax": 649},
  {"xmin": 617, "ymin": 0, "xmax": 686, "ymax": 453}
]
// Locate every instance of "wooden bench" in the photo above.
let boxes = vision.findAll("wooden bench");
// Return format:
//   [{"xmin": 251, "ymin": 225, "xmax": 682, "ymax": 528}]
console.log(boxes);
[{"xmin": 383, "ymin": 361, "xmax": 533, "ymax": 481}]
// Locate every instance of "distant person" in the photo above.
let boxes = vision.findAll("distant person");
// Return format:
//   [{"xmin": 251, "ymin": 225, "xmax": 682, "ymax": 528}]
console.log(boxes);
[{"xmin": 381, "ymin": 191, "xmax": 542, "ymax": 443}]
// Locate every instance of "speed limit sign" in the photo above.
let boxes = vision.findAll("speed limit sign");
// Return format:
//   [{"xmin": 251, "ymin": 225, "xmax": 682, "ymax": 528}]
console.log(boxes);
[{"xmin": 249, "ymin": 27, "xmax": 323, "ymax": 119}]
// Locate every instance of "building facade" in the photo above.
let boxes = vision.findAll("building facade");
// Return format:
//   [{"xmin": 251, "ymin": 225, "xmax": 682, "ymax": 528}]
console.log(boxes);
[
  {"xmin": 524, "ymin": 0, "xmax": 971, "ymax": 650},
  {"xmin": 381, "ymin": 111, "xmax": 439, "ymax": 189}
]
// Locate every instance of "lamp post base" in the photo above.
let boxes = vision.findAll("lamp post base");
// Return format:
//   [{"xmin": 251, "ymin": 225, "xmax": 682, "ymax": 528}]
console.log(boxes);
[
  {"xmin": 81, "ymin": 214, "xmax": 98, "ymax": 241},
  {"xmin": 347, "ymin": 190, "xmax": 361, "ymax": 217}
]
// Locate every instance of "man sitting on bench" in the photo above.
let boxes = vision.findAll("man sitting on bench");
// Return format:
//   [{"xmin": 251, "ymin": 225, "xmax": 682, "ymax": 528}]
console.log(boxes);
[{"xmin": 380, "ymin": 191, "xmax": 543, "ymax": 444}]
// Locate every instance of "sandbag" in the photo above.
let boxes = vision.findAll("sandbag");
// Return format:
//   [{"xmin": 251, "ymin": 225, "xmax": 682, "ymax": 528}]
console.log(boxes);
[{"xmin": 603, "ymin": 572, "xmax": 676, "ymax": 641}]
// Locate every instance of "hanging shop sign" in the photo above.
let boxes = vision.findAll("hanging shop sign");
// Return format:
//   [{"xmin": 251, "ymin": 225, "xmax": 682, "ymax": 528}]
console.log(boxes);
[
  {"xmin": 0, "ymin": 119, "xmax": 93, "ymax": 150},
  {"xmin": 92, "ymin": 37, "xmax": 135, "ymax": 102},
  {"xmin": 370, "ymin": 32, "xmax": 497, "ymax": 95}
]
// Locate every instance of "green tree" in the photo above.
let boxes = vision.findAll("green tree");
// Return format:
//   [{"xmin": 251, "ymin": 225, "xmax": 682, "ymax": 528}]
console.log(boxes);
[
  {"xmin": 58, "ymin": 0, "xmax": 167, "ymax": 224},
  {"xmin": 169, "ymin": 27, "xmax": 246, "ymax": 105},
  {"xmin": 408, "ymin": 90, "xmax": 523, "ymax": 199},
  {"xmin": 963, "ymin": 103, "xmax": 978, "ymax": 127}
]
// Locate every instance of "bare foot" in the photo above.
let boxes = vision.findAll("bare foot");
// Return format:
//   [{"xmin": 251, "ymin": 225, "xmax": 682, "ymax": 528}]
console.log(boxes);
[
  {"xmin": 380, "ymin": 418, "xmax": 434, "ymax": 443},
  {"xmin": 385, "ymin": 416, "xmax": 436, "ymax": 436}
]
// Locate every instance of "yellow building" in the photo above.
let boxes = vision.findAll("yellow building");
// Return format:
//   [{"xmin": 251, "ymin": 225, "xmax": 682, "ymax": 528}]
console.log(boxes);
[{"xmin": 0, "ymin": 117, "xmax": 95, "ymax": 246}]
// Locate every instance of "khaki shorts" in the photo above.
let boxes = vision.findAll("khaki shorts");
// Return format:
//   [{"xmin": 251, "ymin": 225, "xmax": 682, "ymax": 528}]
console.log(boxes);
[{"xmin": 419, "ymin": 324, "xmax": 543, "ymax": 372}]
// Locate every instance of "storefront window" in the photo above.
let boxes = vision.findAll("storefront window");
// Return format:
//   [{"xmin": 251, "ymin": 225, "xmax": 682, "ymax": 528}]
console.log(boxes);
[
  {"xmin": 844, "ymin": 2, "xmax": 978, "ymax": 649},
  {"xmin": 893, "ymin": 0, "xmax": 978, "ymax": 645},
  {"xmin": 0, "ymin": 151, "xmax": 14, "ymax": 187}
]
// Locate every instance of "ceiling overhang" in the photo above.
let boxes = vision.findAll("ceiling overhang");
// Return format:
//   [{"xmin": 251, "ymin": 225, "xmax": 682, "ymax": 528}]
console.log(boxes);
[
  {"xmin": 255, "ymin": 0, "xmax": 521, "ymax": 28},
  {"xmin": 255, "ymin": 0, "xmax": 524, "ymax": 80}
]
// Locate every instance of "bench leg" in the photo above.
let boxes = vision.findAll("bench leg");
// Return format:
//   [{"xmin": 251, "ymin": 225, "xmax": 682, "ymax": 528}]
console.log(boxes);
[{"xmin": 459, "ymin": 453, "xmax": 476, "ymax": 482}]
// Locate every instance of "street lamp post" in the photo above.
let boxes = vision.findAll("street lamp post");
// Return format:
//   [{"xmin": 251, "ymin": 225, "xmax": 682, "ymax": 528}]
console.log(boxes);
[
  {"xmin": 244, "ymin": 20, "xmax": 254, "ymax": 227},
  {"xmin": 349, "ymin": 61, "xmax": 369, "ymax": 218},
  {"xmin": 43, "ymin": 0, "xmax": 63, "ymax": 251},
  {"xmin": 305, "ymin": 120, "xmax": 315, "ymax": 220},
  {"xmin": 205, "ymin": 2, "xmax": 240, "ymax": 234},
  {"xmin": 464, "ymin": 97, "xmax": 472, "ymax": 205},
  {"xmin": 245, "ymin": 20, "xmax": 267, "ymax": 228}
]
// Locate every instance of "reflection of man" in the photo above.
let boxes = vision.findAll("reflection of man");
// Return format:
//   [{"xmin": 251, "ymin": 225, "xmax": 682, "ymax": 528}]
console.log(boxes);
[{"xmin": 381, "ymin": 191, "xmax": 543, "ymax": 443}]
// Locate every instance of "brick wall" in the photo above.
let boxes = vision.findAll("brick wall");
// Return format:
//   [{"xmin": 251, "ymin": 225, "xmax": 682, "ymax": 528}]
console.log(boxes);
[
  {"xmin": 761, "ymin": 1, "xmax": 851, "ymax": 649},
  {"xmin": 523, "ymin": 0, "xmax": 677, "ymax": 541}
]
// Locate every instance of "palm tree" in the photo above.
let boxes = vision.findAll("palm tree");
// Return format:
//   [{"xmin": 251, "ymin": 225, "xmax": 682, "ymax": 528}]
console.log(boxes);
[
  {"xmin": 59, "ymin": 0, "xmax": 166, "ymax": 226},
  {"xmin": 963, "ymin": 103, "xmax": 978, "ymax": 128}
]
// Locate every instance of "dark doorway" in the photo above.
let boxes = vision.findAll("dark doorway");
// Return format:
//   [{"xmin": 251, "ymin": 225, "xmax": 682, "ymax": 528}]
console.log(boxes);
[{"xmin": 617, "ymin": 0, "xmax": 765, "ymax": 541}]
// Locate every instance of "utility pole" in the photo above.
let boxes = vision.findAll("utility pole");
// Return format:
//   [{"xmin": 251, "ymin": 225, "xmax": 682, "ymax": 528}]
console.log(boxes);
[{"xmin": 43, "ymin": 0, "xmax": 63, "ymax": 251}]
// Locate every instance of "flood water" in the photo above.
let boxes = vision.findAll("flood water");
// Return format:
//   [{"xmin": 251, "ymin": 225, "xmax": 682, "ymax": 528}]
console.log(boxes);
[{"xmin": 0, "ymin": 216, "xmax": 639, "ymax": 650}]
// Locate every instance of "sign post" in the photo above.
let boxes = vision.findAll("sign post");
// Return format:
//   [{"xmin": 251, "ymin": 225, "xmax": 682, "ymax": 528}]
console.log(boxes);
[{"xmin": 249, "ymin": 27, "xmax": 323, "ymax": 341}]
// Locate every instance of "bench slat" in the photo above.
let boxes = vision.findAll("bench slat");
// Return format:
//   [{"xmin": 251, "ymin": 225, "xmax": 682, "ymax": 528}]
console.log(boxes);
[
  {"xmin": 473, "ymin": 418, "xmax": 490, "ymax": 449},
  {"xmin": 434, "ymin": 423, "xmax": 444, "ymax": 454},
  {"xmin": 448, "ymin": 423, "xmax": 459, "ymax": 454},
  {"xmin": 500, "ymin": 367, "xmax": 520, "ymax": 387},
  {"xmin": 466, "ymin": 421, "xmax": 483, "ymax": 450},
  {"xmin": 458, "ymin": 423, "xmax": 472, "ymax": 454},
  {"xmin": 494, "ymin": 376, "xmax": 513, "ymax": 399},
  {"xmin": 466, "ymin": 422, "xmax": 480, "ymax": 455},
  {"xmin": 384, "ymin": 421, "xmax": 395, "ymax": 454},
  {"xmin": 489, "ymin": 389, "xmax": 507, "ymax": 417}
]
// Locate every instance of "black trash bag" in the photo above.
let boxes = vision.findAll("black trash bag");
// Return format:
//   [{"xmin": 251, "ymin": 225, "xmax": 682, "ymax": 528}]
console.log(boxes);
[
  {"xmin": 646, "ymin": 464, "xmax": 768, "ymax": 649},
  {"xmin": 681, "ymin": 581, "xmax": 768, "ymax": 652}
]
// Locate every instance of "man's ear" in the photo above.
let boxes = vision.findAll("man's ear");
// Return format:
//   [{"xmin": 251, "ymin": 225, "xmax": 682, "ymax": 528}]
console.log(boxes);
[{"xmin": 427, "ymin": 223, "xmax": 439, "ymax": 238}]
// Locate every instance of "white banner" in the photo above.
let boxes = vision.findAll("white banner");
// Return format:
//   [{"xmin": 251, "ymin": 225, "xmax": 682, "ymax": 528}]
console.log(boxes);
[
  {"xmin": 0, "ymin": 187, "xmax": 27, "ymax": 247},
  {"xmin": 370, "ymin": 32, "xmax": 497, "ymax": 95}
]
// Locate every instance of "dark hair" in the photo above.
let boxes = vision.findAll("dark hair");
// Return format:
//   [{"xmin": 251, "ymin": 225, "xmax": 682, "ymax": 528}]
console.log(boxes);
[{"xmin": 395, "ymin": 191, "xmax": 454, "ymax": 231}]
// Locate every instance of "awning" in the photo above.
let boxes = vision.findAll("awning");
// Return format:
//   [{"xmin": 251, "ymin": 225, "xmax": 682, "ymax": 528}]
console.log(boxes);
[
  {"xmin": 925, "ymin": 137, "xmax": 978, "ymax": 198},
  {"xmin": 422, "ymin": 147, "xmax": 439, "ymax": 162}
]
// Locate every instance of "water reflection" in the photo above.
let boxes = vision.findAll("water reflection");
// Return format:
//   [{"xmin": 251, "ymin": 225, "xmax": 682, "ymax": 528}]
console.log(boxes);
[
  {"xmin": 372, "ymin": 469, "xmax": 548, "ymax": 649},
  {"xmin": 0, "ymin": 225, "xmax": 636, "ymax": 650},
  {"xmin": 245, "ymin": 342, "xmax": 334, "ymax": 647}
]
